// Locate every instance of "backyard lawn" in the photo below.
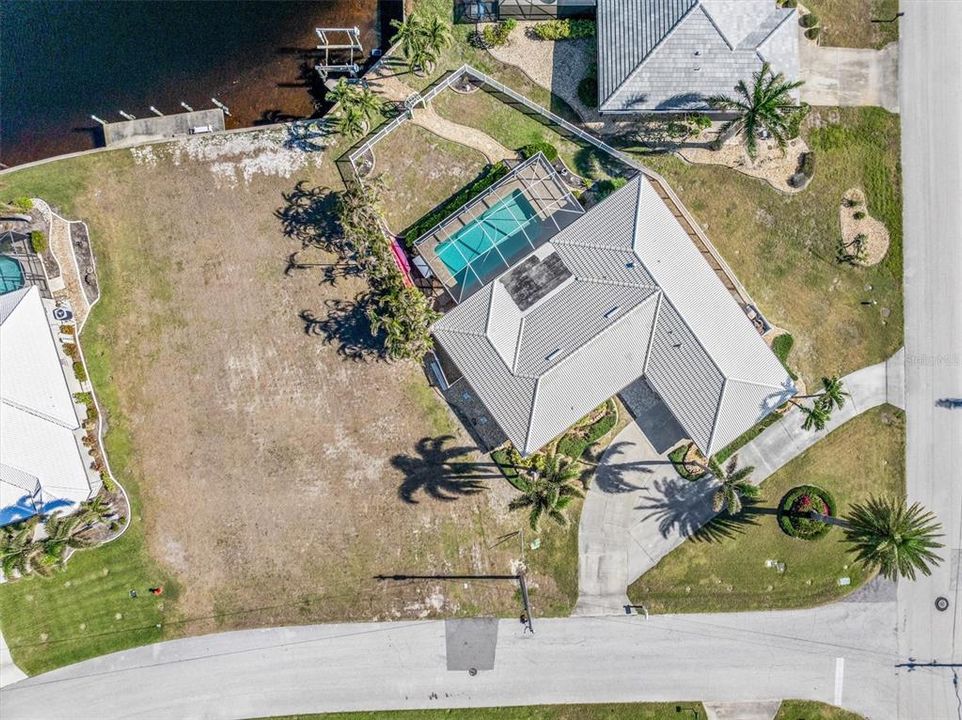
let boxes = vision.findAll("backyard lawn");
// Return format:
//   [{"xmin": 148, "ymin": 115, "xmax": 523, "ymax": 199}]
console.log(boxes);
[
  {"xmin": 638, "ymin": 107, "xmax": 903, "ymax": 384},
  {"xmin": 628, "ymin": 406, "xmax": 905, "ymax": 613},
  {"xmin": 372, "ymin": 121, "xmax": 488, "ymax": 234},
  {"xmin": 802, "ymin": 0, "xmax": 900, "ymax": 49},
  {"xmin": 0, "ymin": 128, "xmax": 580, "ymax": 674},
  {"xmin": 431, "ymin": 87, "xmax": 619, "ymax": 182}
]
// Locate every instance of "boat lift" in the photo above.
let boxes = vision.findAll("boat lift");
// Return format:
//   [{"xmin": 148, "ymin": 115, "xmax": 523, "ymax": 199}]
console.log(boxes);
[{"xmin": 314, "ymin": 26, "xmax": 364, "ymax": 80}]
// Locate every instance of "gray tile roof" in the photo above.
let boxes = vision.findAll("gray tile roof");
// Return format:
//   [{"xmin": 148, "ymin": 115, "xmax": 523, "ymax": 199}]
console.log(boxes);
[
  {"xmin": 598, "ymin": 0, "xmax": 799, "ymax": 112},
  {"xmin": 433, "ymin": 176, "xmax": 795, "ymax": 456}
]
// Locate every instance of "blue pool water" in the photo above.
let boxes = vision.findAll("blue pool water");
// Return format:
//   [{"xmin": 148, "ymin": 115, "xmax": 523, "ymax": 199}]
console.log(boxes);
[
  {"xmin": 0, "ymin": 255, "xmax": 25, "ymax": 294},
  {"xmin": 435, "ymin": 189, "xmax": 539, "ymax": 293}
]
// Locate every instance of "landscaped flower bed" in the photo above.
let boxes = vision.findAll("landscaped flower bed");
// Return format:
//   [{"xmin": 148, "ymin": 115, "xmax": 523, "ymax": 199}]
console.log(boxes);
[
  {"xmin": 778, "ymin": 484, "xmax": 837, "ymax": 540},
  {"xmin": 556, "ymin": 399, "xmax": 617, "ymax": 461},
  {"xmin": 668, "ymin": 442, "xmax": 707, "ymax": 481}
]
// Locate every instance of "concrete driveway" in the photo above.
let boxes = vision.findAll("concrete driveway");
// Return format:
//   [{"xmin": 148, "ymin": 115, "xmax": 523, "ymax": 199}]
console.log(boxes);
[{"xmin": 799, "ymin": 36, "xmax": 899, "ymax": 112}]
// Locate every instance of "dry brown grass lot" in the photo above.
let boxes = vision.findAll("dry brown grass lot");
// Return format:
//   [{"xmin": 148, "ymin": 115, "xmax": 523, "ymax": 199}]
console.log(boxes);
[
  {"xmin": 373, "ymin": 122, "xmax": 488, "ymax": 234},
  {"xmin": 803, "ymin": 0, "xmax": 900, "ymax": 49},
  {"xmin": 0, "ymin": 130, "xmax": 578, "ymax": 669}
]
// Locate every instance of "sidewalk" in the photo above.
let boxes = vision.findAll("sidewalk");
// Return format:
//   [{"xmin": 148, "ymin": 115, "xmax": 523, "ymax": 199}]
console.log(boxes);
[{"xmin": 575, "ymin": 350, "xmax": 904, "ymax": 615}]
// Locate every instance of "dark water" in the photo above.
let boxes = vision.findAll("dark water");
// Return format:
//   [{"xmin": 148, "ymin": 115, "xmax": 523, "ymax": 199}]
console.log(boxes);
[{"xmin": 1, "ymin": 0, "xmax": 395, "ymax": 167}]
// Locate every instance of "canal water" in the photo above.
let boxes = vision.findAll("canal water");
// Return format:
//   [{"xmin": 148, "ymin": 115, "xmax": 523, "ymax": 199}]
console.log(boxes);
[{"xmin": 1, "ymin": 0, "xmax": 401, "ymax": 167}]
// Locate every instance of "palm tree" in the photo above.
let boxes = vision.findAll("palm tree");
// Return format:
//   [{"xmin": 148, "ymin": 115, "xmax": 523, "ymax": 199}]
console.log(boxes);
[
  {"xmin": 355, "ymin": 87, "xmax": 384, "ymax": 123},
  {"xmin": 508, "ymin": 453, "xmax": 585, "ymax": 530},
  {"xmin": 389, "ymin": 14, "xmax": 427, "ymax": 72},
  {"xmin": 707, "ymin": 62, "xmax": 805, "ymax": 159},
  {"xmin": 80, "ymin": 493, "xmax": 113, "ymax": 524},
  {"xmin": 0, "ymin": 518, "xmax": 48, "ymax": 579},
  {"xmin": 420, "ymin": 15, "xmax": 451, "ymax": 74},
  {"xmin": 40, "ymin": 512, "xmax": 92, "ymax": 567},
  {"xmin": 796, "ymin": 400, "xmax": 832, "ymax": 431},
  {"xmin": 842, "ymin": 498, "xmax": 943, "ymax": 581},
  {"xmin": 335, "ymin": 105, "xmax": 367, "ymax": 138},
  {"xmin": 711, "ymin": 456, "xmax": 758, "ymax": 515},
  {"xmin": 795, "ymin": 376, "xmax": 849, "ymax": 411}
]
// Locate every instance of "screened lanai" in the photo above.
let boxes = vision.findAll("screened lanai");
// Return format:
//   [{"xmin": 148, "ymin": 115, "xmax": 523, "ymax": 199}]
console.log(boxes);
[{"xmin": 413, "ymin": 153, "xmax": 585, "ymax": 303}]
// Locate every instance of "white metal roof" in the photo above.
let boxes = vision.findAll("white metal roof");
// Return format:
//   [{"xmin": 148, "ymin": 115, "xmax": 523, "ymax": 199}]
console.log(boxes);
[
  {"xmin": 0, "ymin": 287, "xmax": 94, "ymax": 524},
  {"xmin": 598, "ymin": 0, "xmax": 799, "ymax": 112},
  {"xmin": 433, "ymin": 176, "xmax": 795, "ymax": 456}
]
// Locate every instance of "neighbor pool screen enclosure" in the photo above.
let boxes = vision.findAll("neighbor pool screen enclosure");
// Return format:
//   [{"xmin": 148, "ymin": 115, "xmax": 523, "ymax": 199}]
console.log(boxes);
[{"xmin": 413, "ymin": 153, "xmax": 585, "ymax": 303}]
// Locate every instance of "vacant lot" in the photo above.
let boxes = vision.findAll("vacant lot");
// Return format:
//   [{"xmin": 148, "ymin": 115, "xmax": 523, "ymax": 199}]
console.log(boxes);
[
  {"xmin": 803, "ymin": 0, "xmax": 899, "ymax": 49},
  {"xmin": 0, "ymin": 129, "xmax": 578, "ymax": 673},
  {"xmin": 639, "ymin": 107, "xmax": 902, "ymax": 383},
  {"xmin": 629, "ymin": 406, "xmax": 905, "ymax": 613}
]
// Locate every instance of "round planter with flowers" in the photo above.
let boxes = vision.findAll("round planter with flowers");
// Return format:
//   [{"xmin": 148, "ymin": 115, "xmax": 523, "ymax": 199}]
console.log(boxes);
[{"xmin": 777, "ymin": 484, "xmax": 838, "ymax": 540}]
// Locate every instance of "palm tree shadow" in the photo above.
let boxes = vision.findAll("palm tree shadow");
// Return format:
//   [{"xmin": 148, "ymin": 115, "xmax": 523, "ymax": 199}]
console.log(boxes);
[
  {"xmin": 593, "ymin": 442, "xmax": 655, "ymax": 494},
  {"xmin": 635, "ymin": 476, "xmax": 749, "ymax": 541},
  {"xmin": 299, "ymin": 295, "xmax": 385, "ymax": 361},
  {"xmin": 690, "ymin": 499, "xmax": 764, "ymax": 543},
  {"xmin": 392, "ymin": 436, "xmax": 500, "ymax": 504}
]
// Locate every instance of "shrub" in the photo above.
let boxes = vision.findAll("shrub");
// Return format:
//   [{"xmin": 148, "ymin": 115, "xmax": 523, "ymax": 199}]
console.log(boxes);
[
  {"xmin": 60, "ymin": 324, "xmax": 75, "ymax": 336},
  {"xmin": 481, "ymin": 19, "xmax": 515, "ymax": 47},
  {"xmin": 62, "ymin": 342, "xmax": 79, "ymax": 360},
  {"xmin": 29, "ymin": 230, "xmax": 47, "ymax": 254},
  {"xmin": 558, "ymin": 400, "xmax": 617, "ymax": 460},
  {"xmin": 492, "ymin": 446, "xmax": 533, "ymax": 491},
  {"xmin": 519, "ymin": 141, "xmax": 559, "ymax": 164},
  {"xmin": 668, "ymin": 443, "xmax": 707, "ymax": 481},
  {"xmin": 853, "ymin": 210, "xmax": 866, "ymax": 220},
  {"xmin": 577, "ymin": 75, "xmax": 598, "ymax": 108},
  {"xmin": 404, "ymin": 161, "xmax": 510, "ymax": 245},
  {"xmin": 805, "ymin": 26, "xmax": 821, "ymax": 40},
  {"xmin": 800, "ymin": 13, "xmax": 819, "ymax": 28},
  {"xmin": 688, "ymin": 113, "xmax": 713, "ymax": 131},
  {"xmin": 842, "ymin": 196, "xmax": 860, "ymax": 208},
  {"xmin": 780, "ymin": 0, "xmax": 798, "ymax": 6},
  {"xmin": 594, "ymin": 176, "xmax": 628, "ymax": 200},
  {"xmin": 531, "ymin": 19, "xmax": 594, "ymax": 41},
  {"xmin": 800, "ymin": 151, "xmax": 816, "ymax": 178},
  {"xmin": 778, "ymin": 485, "xmax": 837, "ymax": 540},
  {"xmin": 73, "ymin": 361, "xmax": 88, "ymax": 383},
  {"xmin": 771, "ymin": 333, "xmax": 794, "ymax": 364},
  {"xmin": 12, "ymin": 197, "xmax": 33, "ymax": 212}
]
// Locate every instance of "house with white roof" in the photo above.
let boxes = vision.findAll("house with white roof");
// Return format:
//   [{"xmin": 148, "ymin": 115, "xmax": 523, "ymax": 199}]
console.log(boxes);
[
  {"xmin": 426, "ymin": 162, "xmax": 795, "ymax": 457},
  {"xmin": 0, "ymin": 286, "xmax": 100, "ymax": 526},
  {"xmin": 596, "ymin": 0, "xmax": 800, "ymax": 113}
]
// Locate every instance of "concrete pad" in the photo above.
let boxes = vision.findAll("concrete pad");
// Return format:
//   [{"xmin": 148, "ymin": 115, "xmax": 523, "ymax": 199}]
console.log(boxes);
[
  {"xmin": 444, "ymin": 618, "xmax": 498, "ymax": 671},
  {"xmin": 704, "ymin": 700, "xmax": 781, "ymax": 720},
  {"xmin": 799, "ymin": 36, "xmax": 899, "ymax": 113}
]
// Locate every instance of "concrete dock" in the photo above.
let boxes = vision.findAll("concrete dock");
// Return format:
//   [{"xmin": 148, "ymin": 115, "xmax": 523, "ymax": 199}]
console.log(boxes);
[{"xmin": 102, "ymin": 109, "xmax": 225, "ymax": 147}]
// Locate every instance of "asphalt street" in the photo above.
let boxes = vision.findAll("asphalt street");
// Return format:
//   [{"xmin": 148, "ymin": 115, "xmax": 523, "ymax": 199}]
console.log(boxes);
[{"xmin": 896, "ymin": 2, "xmax": 962, "ymax": 718}]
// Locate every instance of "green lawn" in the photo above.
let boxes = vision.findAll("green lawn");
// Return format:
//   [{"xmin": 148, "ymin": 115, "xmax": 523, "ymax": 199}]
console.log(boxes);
[
  {"xmin": 628, "ymin": 406, "xmax": 905, "ymax": 613},
  {"xmin": 803, "ymin": 0, "xmax": 899, "ymax": 49},
  {"xmin": 431, "ymin": 87, "xmax": 620, "ymax": 182},
  {"xmin": 256, "ymin": 703, "xmax": 706, "ymax": 720},
  {"xmin": 635, "ymin": 107, "xmax": 902, "ymax": 384},
  {"xmin": 775, "ymin": 700, "xmax": 865, "ymax": 720},
  {"xmin": 371, "ymin": 121, "xmax": 488, "ymax": 233}
]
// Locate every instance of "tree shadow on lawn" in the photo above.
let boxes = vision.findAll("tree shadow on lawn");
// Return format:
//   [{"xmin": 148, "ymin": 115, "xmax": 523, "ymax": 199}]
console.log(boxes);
[
  {"xmin": 393, "ymin": 435, "xmax": 501, "ymax": 505},
  {"xmin": 300, "ymin": 294, "xmax": 385, "ymax": 361},
  {"xmin": 276, "ymin": 181, "xmax": 342, "ymax": 250},
  {"xmin": 635, "ymin": 477, "xmax": 762, "ymax": 542}
]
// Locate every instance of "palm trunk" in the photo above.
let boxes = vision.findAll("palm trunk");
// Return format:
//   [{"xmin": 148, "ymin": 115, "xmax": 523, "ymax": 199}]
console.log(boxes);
[{"xmin": 809, "ymin": 511, "xmax": 849, "ymax": 528}]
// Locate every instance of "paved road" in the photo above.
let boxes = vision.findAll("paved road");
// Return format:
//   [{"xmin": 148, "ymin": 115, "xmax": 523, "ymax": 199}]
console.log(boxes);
[
  {"xmin": 897, "ymin": 3, "xmax": 962, "ymax": 719},
  {"xmin": 576, "ymin": 352, "xmax": 903, "ymax": 616},
  {"xmin": 1, "ymin": 600, "xmax": 898, "ymax": 720}
]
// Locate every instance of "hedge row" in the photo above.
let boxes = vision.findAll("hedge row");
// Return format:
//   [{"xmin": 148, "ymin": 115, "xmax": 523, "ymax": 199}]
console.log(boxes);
[
  {"xmin": 403, "ymin": 161, "xmax": 510, "ymax": 246},
  {"xmin": 557, "ymin": 400, "xmax": 617, "ymax": 460},
  {"xmin": 531, "ymin": 19, "xmax": 595, "ymax": 41},
  {"xmin": 519, "ymin": 141, "xmax": 559, "ymax": 163},
  {"xmin": 777, "ymin": 484, "xmax": 838, "ymax": 540}
]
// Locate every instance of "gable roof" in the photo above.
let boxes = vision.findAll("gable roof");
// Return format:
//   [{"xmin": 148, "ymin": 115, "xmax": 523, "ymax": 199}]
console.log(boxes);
[
  {"xmin": 433, "ymin": 176, "xmax": 795, "ymax": 456},
  {"xmin": 0, "ymin": 287, "xmax": 94, "ymax": 524},
  {"xmin": 598, "ymin": 0, "xmax": 799, "ymax": 112}
]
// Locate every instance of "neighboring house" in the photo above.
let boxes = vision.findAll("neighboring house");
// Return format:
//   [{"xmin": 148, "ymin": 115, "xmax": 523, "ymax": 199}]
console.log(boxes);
[
  {"xmin": 597, "ymin": 0, "xmax": 799, "ymax": 113},
  {"xmin": 426, "ymin": 161, "xmax": 795, "ymax": 457},
  {"xmin": 455, "ymin": 0, "xmax": 596, "ymax": 22},
  {"xmin": 0, "ymin": 286, "xmax": 99, "ymax": 526}
]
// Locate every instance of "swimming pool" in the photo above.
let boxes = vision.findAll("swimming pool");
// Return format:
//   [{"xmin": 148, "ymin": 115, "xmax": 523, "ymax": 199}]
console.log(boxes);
[
  {"xmin": 435, "ymin": 189, "xmax": 539, "ymax": 290},
  {"xmin": 0, "ymin": 255, "xmax": 25, "ymax": 294}
]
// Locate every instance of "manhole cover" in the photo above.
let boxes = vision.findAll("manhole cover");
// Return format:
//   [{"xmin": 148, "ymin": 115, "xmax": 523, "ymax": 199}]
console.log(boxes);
[{"xmin": 935, "ymin": 596, "xmax": 950, "ymax": 612}]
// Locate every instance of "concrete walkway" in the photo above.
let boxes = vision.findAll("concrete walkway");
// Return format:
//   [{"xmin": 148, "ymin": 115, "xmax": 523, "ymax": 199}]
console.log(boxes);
[
  {"xmin": 0, "ymin": 627, "xmax": 27, "ymax": 688},
  {"xmin": 799, "ymin": 37, "xmax": 899, "ymax": 113},
  {"xmin": 576, "ymin": 350, "xmax": 905, "ymax": 616}
]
